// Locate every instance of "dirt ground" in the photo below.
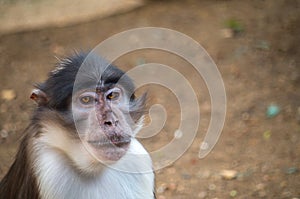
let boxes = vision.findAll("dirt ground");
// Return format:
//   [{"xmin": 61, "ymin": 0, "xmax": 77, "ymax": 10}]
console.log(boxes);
[{"xmin": 0, "ymin": 0, "xmax": 299, "ymax": 198}]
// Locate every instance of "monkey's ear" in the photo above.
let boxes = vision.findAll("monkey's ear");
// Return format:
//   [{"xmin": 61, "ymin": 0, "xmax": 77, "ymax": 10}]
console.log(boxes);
[{"xmin": 30, "ymin": 89, "xmax": 48, "ymax": 106}]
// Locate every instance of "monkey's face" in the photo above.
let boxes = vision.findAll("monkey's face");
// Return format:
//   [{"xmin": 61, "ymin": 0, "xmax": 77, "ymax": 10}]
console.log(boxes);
[
  {"xmin": 32, "ymin": 53, "xmax": 146, "ymax": 169},
  {"xmin": 72, "ymin": 85, "xmax": 134, "ymax": 163}
]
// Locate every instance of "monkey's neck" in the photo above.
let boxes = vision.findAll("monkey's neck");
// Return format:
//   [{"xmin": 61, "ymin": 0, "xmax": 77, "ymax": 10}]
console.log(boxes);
[{"xmin": 33, "ymin": 139, "xmax": 154, "ymax": 199}]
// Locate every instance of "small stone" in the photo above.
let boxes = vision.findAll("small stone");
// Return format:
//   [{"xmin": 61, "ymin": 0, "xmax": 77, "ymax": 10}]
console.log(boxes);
[
  {"xmin": 256, "ymin": 40, "xmax": 270, "ymax": 50},
  {"xmin": 190, "ymin": 158, "xmax": 198, "ymax": 165},
  {"xmin": 174, "ymin": 129, "xmax": 183, "ymax": 139},
  {"xmin": 266, "ymin": 104, "xmax": 280, "ymax": 118},
  {"xmin": 181, "ymin": 173, "xmax": 191, "ymax": 180},
  {"xmin": 200, "ymin": 141, "xmax": 209, "ymax": 151},
  {"xmin": 229, "ymin": 190, "xmax": 237, "ymax": 197},
  {"xmin": 285, "ymin": 167, "xmax": 298, "ymax": 174},
  {"xmin": 198, "ymin": 191, "xmax": 207, "ymax": 199},
  {"xmin": 157, "ymin": 183, "xmax": 168, "ymax": 194},
  {"xmin": 208, "ymin": 183, "xmax": 216, "ymax": 191},
  {"xmin": 221, "ymin": 28, "xmax": 234, "ymax": 38},
  {"xmin": 0, "ymin": 130, "xmax": 8, "ymax": 138},
  {"xmin": 196, "ymin": 170, "xmax": 210, "ymax": 179},
  {"xmin": 255, "ymin": 183, "xmax": 265, "ymax": 191},
  {"xmin": 263, "ymin": 130, "xmax": 271, "ymax": 140},
  {"xmin": 1, "ymin": 89, "xmax": 16, "ymax": 101},
  {"xmin": 220, "ymin": 170, "xmax": 238, "ymax": 180},
  {"xmin": 242, "ymin": 112, "xmax": 250, "ymax": 121},
  {"xmin": 202, "ymin": 170, "xmax": 211, "ymax": 179}
]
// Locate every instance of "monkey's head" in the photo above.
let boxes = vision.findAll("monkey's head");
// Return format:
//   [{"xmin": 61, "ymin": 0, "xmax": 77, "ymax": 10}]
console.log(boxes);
[{"xmin": 30, "ymin": 53, "xmax": 147, "ymax": 170}]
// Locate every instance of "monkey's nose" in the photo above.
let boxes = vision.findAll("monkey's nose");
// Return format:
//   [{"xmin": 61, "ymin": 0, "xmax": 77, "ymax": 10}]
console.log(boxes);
[
  {"xmin": 98, "ymin": 109, "xmax": 119, "ymax": 127},
  {"xmin": 104, "ymin": 120, "xmax": 118, "ymax": 127}
]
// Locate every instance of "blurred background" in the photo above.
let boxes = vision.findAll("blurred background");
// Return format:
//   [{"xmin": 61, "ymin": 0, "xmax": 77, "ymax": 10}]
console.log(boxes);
[{"xmin": 0, "ymin": 0, "xmax": 299, "ymax": 198}]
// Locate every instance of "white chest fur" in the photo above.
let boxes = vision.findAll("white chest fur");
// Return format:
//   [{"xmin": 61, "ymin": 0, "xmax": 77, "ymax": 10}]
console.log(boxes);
[{"xmin": 33, "ymin": 138, "xmax": 154, "ymax": 199}]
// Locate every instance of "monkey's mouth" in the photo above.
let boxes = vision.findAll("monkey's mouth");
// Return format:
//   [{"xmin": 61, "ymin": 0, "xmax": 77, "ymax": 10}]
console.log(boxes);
[
  {"xmin": 87, "ymin": 135, "xmax": 131, "ymax": 148},
  {"xmin": 86, "ymin": 134, "xmax": 131, "ymax": 162}
]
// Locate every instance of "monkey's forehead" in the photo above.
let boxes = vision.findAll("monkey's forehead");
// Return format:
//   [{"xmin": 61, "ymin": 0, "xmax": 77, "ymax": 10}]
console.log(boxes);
[
  {"xmin": 73, "ymin": 72, "xmax": 136, "ymax": 95},
  {"xmin": 73, "ymin": 82, "xmax": 118, "ymax": 93}
]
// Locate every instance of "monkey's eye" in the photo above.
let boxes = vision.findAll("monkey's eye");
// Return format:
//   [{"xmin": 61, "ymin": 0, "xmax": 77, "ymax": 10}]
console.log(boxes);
[
  {"xmin": 79, "ymin": 96, "xmax": 95, "ymax": 105},
  {"xmin": 106, "ymin": 91, "xmax": 120, "ymax": 101}
]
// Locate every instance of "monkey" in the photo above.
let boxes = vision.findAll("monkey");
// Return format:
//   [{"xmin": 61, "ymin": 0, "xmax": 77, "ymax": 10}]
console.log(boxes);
[{"xmin": 0, "ymin": 52, "xmax": 155, "ymax": 199}]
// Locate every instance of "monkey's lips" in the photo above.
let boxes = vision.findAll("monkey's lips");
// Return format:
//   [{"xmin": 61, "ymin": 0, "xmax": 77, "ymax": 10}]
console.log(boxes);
[
  {"xmin": 88, "ymin": 137, "xmax": 131, "ymax": 148},
  {"xmin": 86, "ymin": 134, "xmax": 131, "ymax": 162}
]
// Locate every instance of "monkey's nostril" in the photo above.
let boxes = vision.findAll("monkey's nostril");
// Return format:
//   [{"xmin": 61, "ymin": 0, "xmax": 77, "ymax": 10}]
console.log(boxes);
[{"xmin": 104, "ymin": 121, "xmax": 113, "ymax": 126}]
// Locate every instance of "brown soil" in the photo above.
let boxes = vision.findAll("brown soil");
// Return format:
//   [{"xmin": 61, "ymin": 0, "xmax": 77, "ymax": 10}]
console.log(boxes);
[{"xmin": 0, "ymin": 0, "xmax": 299, "ymax": 198}]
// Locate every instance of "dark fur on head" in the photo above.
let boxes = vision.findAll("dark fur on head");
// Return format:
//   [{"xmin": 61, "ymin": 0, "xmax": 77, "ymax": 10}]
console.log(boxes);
[
  {"xmin": 38, "ymin": 53, "xmax": 133, "ymax": 109},
  {"xmin": 35, "ymin": 52, "xmax": 146, "ymax": 122}
]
